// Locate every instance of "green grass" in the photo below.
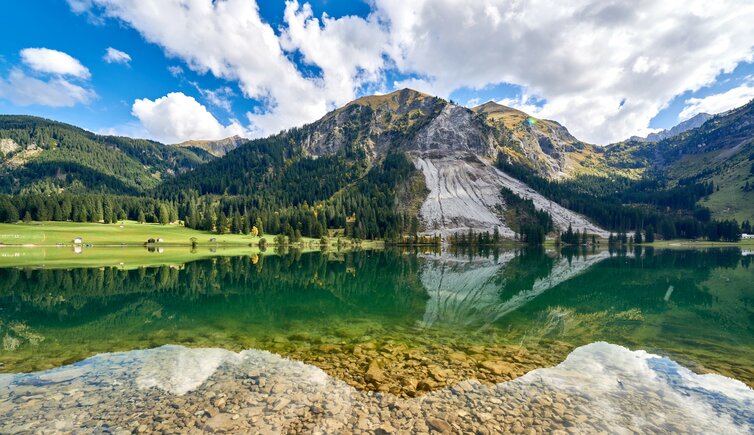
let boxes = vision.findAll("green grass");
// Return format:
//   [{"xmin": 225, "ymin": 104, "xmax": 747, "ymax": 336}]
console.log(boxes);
[
  {"xmin": 0, "ymin": 220, "xmax": 315, "ymax": 246},
  {"xmin": 665, "ymin": 145, "xmax": 754, "ymax": 222},
  {"xmin": 641, "ymin": 238, "xmax": 754, "ymax": 248},
  {"xmin": 699, "ymin": 160, "xmax": 754, "ymax": 222},
  {"xmin": 0, "ymin": 245, "xmax": 276, "ymax": 269},
  {"xmin": 0, "ymin": 221, "xmax": 384, "ymax": 268}
]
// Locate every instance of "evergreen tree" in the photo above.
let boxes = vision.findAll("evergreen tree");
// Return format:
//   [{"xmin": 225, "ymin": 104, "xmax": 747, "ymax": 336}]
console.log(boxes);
[
  {"xmin": 77, "ymin": 206, "xmax": 88, "ymax": 223},
  {"xmin": 103, "ymin": 201, "xmax": 113, "ymax": 224},
  {"xmin": 645, "ymin": 225, "xmax": 655, "ymax": 243},
  {"xmin": 202, "ymin": 209, "xmax": 215, "ymax": 232},
  {"xmin": 158, "ymin": 204, "xmax": 170, "ymax": 225},
  {"xmin": 216, "ymin": 212, "xmax": 228, "ymax": 234},
  {"xmin": 232, "ymin": 209, "xmax": 242, "ymax": 234},
  {"xmin": 169, "ymin": 204, "xmax": 179, "ymax": 224},
  {"xmin": 137, "ymin": 209, "xmax": 146, "ymax": 224},
  {"xmin": 242, "ymin": 213, "xmax": 251, "ymax": 235}
]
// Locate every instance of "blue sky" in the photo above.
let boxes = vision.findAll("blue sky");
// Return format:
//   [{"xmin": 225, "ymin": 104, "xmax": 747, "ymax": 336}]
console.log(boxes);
[{"xmin": 1, "ymin": 1, "xmax": 754, "ymax": 145}]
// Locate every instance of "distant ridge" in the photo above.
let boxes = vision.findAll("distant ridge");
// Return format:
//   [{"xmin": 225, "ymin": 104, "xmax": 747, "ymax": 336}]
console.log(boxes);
[
  {"xmin": 175, "ymin": 135, "xmax": 247, "ymax": 157},
  {"xmin": 632, "ymin": 112, "xmax": 713, "ymax": 143}
]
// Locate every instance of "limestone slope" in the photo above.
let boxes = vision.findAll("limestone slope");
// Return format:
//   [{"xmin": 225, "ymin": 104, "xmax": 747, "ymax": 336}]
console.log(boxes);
[{"xmin": 414, "ymin": 152, "xmax": 607, "ymax": 236}]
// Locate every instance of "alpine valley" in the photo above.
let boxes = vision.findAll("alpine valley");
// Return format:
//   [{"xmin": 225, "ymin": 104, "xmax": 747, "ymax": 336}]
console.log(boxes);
[{"xmin": 1, "ymin": 88, "xmax": 752, "ymax": 242}]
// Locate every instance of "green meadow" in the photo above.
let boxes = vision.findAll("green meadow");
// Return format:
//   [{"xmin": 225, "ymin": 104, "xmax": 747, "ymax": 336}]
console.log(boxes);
[{"xmin": 0, "ymin": 220, "xmax": 309, "ymax": 246}]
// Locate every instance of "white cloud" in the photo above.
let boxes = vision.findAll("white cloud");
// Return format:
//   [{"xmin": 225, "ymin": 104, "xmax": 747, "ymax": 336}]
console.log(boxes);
[
  {"xmin": 190, "ymin": 82, "xmax": 235, "ymax": 113},
  {"xmin": 20, "ymin": 48, "xmax": 90, "ymax": 78},
  {"xmin": 679, "ymin": 81, "xmax": 754, "ymax": 120},
  {"xmin": 70, "ymin": 0, "xmax": 754, "ymax": 144},
  {"xmin": 131, "ymin": 92, "xmax": 248, "ymax": 143},
  {"xmin": 103, "ymin": 47, "xmax": 131, "ymax": 64},
  {"xmin": 69, "ymin": 0, "xmax": 390, "ymax": 137},
  {"xmin": 0, "ymin": 68, "xmax": 95, "ymax": 107},
  {"xmin": 372, "ymin": 0, "xmax": 754, "ymax": 144},
  {"xmin": 167, "ymin": 65, "xmax": 183, "ymax": 77}
]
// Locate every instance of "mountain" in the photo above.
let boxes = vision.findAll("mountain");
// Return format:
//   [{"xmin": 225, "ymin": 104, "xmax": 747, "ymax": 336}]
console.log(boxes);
[
  {"xmin": 648, "ymin": 103, "xmax": 754, "ymax": 221},
  {"xmin": 0, "ymin": 115, "xmax": 213, "ymax": 195},
  {"xmin": 473, "ymin": 102, "xmax": 585, "ymax": 176},
  {"xmin": 164, "ymin": 89, "xmax": 606, "ymax": 237},
  {"xmin": 174, "ymin": 135, "xmax": 247, "ymax": 157},
  {"xmin": 632, "ymin": 113, "xmax": 713, "ymax": 142},
  {"xmin": 3, "ymin": 90, "xmax": 751, "ymax": 241}
]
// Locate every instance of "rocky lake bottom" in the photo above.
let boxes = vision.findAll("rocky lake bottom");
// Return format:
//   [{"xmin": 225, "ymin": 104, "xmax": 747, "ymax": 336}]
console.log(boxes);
[{"xmin": 0, "ymin": 247, "xmax": 753, "ymax": 432}]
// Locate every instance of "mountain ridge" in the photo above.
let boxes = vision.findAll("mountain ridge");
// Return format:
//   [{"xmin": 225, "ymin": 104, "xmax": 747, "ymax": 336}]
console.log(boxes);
[
  {"xmin": 174, "ymin": 135, "xmax": 247, "ymax": 157},
  {"xmin": 0, "ymin": 115, "xmax": 213, "ymax": 194},
  {"xmin": 630, "ymin": 112, "xmax": 713, "ymax": 143},
  {"xmin": 1, "ymin": 91, "xmax": 752, "ymax": 240}
]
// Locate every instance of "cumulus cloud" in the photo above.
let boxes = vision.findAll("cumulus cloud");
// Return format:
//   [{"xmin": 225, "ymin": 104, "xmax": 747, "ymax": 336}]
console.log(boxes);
[
  {"xmin": 0, "ymin": 47, "xmax": 95, "ymax": 107},
  {"xmin": 103, "ymin": 47, "xmax": 131, "ymax": 64},
  {"xmin": 131, "ymin": 92, "xmax": 248, "ymax": 143},
  {"xmin": 68, "ymin": 0, "xmax": 390, "ymax": 137},
  {"xmin": 20, "ymin": 47, "xmax": 91, "ymax": 78},
  {"xmin": 0, "ymin": 69, "xmax": 95, "ymax": 107},
  {"xmin": 70, "ymin": 0, "xmax": 754, "ymax": 144},
  {"xmin": 679, "ymin": 81, "xmax": 754, "ymax": 120},
  {"xmin": 372, "ymin": 0, "xmax": 754, "ymax": 144}
]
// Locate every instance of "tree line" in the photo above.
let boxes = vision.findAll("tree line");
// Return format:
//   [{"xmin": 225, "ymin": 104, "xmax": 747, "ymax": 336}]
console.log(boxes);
[{"xmin": 496, "ymin": 153, "xmax": 742, "ymax": 242}]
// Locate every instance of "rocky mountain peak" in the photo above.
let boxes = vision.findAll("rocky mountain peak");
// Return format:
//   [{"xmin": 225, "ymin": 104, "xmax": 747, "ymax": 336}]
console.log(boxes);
[{"xmin": 174, "ymin": 135, "xmax": 248, "ymax": 157}]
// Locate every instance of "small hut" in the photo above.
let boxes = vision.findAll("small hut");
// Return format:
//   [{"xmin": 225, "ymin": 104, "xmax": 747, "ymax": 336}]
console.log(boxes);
[{"xmin": 72, "ymin": 236, "xmax": 83, "ymax": 244}]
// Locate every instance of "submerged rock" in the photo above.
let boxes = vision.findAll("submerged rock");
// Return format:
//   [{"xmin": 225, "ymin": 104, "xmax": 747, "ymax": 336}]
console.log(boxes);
[{"xmin": 1, "ymin": 343, "xmax": 753, "ymax": 434}]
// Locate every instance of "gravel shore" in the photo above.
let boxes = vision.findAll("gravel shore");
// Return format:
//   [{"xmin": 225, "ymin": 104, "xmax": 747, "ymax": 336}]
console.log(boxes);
[{"xmin": 1, "ymin": 342, "xmax": 752, "ymax": 434}]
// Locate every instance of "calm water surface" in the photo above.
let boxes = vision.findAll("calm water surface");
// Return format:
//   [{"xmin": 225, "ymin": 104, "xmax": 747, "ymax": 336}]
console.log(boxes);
[{"xmin": 0, "ymin": 247, "xmax": 753, "ymax": 433}]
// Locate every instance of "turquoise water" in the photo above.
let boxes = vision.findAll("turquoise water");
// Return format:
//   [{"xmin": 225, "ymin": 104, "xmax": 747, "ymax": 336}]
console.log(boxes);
[
  {"xmin": 0, "ymin": 247, "xmax": 753, "ymax": 432},
  {"xmin": 0, "ymin": 247, "xmax": 752, "ymax": 385}
]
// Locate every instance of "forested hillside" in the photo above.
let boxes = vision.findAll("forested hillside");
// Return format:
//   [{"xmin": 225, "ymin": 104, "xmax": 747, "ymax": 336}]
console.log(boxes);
[
  {"xmin": 0, "ymin": 115, "xmax": 212, "ymax": 195},
  {"xmin": 605, "ymin": 100, "xmax": 754, "ymax": 222},
  {"xmin": 0, "ymin": 92, "xmax": 751, "ymax": 243}
]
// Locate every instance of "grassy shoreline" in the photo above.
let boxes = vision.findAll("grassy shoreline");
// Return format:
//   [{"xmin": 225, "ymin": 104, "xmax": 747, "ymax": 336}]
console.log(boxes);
[
  {"xmin": 0, "ymin": 221, "xmax": 386, "ymax": 269},
  {"xmin": 0, "ymin": 220, "xmax": 303, "ymax": 246},
  {"xmin": 640, "ymin": 239, "xmax": 754, "ymax": 248}
]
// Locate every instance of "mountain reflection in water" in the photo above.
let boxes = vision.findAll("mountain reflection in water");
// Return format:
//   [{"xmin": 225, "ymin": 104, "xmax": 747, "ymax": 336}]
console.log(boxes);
[{"xmin": 0, "ymin": 247, "xmax": 752, "ymax": 394}]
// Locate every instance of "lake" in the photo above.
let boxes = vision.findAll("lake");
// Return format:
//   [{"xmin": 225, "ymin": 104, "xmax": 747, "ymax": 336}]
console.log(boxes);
[{"xmin": 1, "ymin": 247, "xmax": 752, "ymax": 433}]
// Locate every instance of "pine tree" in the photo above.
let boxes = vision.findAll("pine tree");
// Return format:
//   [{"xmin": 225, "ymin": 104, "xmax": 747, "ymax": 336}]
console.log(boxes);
[
  {"xmin": 158, "ymin": 204, "xmax": 170, "ymax": 225},
  {"xmin": 137, "ymin": 209, "xmax": 146, "ymax": 224},
  {"xmin": 169, "ymin": 204, "xmax": 179, "ymax": 223},
  {"xmin": 242, "ymin": 214, "xmax": 251, "ymax": 235},
  {"xmin": 216, "ymin": 212, "xmax": 228, "ymax": 234},
  {"xmin": 77, "ymin": 206, "xmax": 88, "ymax": 223},
  {"xmin": 234, "ymin": 209, "xmax": 243, "ymax": 234},
  {"xmin": 645, "ymin": 225, "xmax": 655, "ymax": 243},
  {"xmin": 202, "ymin": 209, "xmax": 215, "ymax": 232},
  {"xmin": 103, "ymin": 201, "xmax": 113, "ymax": 224}
]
